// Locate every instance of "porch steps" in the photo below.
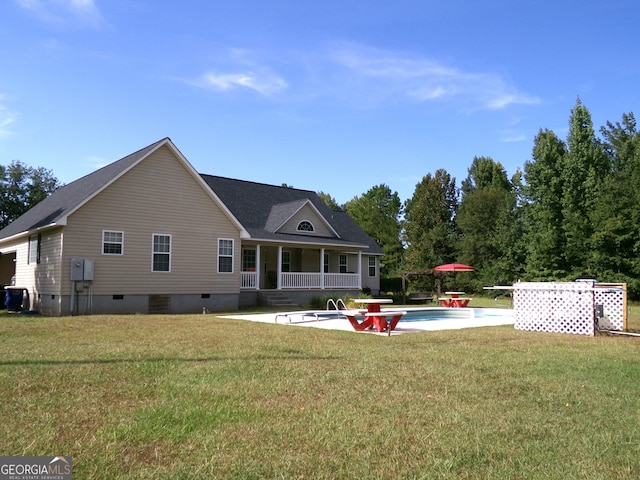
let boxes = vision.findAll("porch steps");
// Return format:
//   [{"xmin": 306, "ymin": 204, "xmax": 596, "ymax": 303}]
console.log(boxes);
[{"xmin": 259, "ymin": 291, "xmax": 298, "ymax": 309}]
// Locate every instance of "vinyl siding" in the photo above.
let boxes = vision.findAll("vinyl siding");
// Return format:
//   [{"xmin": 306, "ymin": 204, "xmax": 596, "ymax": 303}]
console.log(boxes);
[
  {"xmin": 7, "ymin": 239, "xmax": 31, "ymax": 290},
  {"xmin": 279, "ymin": 204, "xmax": 335, "ymax": 237},
  {"xmin": 36, "ymin": 229, "xmax": 64, "ymax": 294},
  {"xmin": 2, "ymin": 229, "xmax": 63, "ymax": 299},
  {"xmin": 62, "ymin": 145, "xmax": 241, "ymax": 295},
  {"xmin": 361, "ymin": 254, "xmax": 380, "ymax": 292}
]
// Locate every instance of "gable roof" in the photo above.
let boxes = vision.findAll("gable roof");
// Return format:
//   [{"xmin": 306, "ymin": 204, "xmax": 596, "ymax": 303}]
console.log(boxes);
[
  {"xmin": 200, "ymin": 175, "xmax": 384, "ymax": 253},
  {"xmin": 0, "ymin": 138, "xmax": 247, "ymax": 242},
  {"xmin": 0, "ymin": 138, "xmax": 382, "ymax": 255},
  {"xmin": 264, "ymin": 199, "xmax": 339, "ymax": 237}
]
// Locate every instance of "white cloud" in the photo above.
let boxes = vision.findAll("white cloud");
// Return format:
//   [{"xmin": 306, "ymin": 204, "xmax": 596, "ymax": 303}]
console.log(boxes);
[
  {"xmin": 182, "ymin": 42, "xmax": 538, "ymax": 109},
  {"xmin": 194, "ymin": 70, "xmax": 288, "ymax": 97},
  {"xmin": 0, "ymin": 101, "xmax": 18, "ymax": 139},
  {"xmin": 329, "ymin": 43, "xmax": 540, "ymax": 110},
  {"xmin": 85, "ymin": 155, "xmax": 109, "ymax": 169},
  {"xmin": 14, "ymin": 0, "xmax": 103, "ymax": 28},
  {"xmin": 500, "ymin": 133, "xmax": 527, "ymax": 143}
]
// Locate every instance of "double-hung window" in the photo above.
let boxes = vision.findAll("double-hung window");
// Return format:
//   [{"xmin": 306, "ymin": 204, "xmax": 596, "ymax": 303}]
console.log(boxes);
[
  {"xmin": 281, "ymin": 250, "xmax": 291, "ymax": 272},
  {"xmin": 28, "ymin": 234, "xmax": 41, "ymax": 264},
  {"xmin": 103, "ymin": 230, "xmax": 124, "ymax": 255},
  {"xmin": 218, "ymin": 239, "xmax": 233, "ymax": 273},
  {"xmin": 152, "ymin": 234, "xmax": 171, "ymax": 272},
  {"xmin": 242, "ymin": 248, "xmax": 256, "ymax": 271},
  {"xmin": 368, "ymin": 256, "xmax": 377, "ymax": 277},
  {"xmin": 339, "ymin": 254, "xmax": 347, "ymax": 273}
]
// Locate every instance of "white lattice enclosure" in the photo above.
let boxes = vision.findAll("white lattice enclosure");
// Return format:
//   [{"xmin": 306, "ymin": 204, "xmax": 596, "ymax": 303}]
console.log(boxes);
[{"xmin": 513, "ymin": 281, "xmax": 627, "ymax": 336}]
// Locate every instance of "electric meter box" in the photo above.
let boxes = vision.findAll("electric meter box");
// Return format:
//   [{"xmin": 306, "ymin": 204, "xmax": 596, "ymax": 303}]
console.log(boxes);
[{"xmin": 71, "ymin": 258, "xmax": 94, "ymax": 281}]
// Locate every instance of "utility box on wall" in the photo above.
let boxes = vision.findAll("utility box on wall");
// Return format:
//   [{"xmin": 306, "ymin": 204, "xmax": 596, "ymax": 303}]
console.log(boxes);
[{"xmin": 71, "ymin": 258, "xmax": 94, "ymax": 281}]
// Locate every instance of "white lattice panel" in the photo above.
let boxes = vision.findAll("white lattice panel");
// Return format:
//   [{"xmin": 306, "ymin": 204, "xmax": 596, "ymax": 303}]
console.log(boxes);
[
  {"xmin": 514, "ymin": 282, "xmax": 596, "ymax": 335},
  {"xmin": 594, "ymin": 283, "xmax": 627, "ymax": 331}
]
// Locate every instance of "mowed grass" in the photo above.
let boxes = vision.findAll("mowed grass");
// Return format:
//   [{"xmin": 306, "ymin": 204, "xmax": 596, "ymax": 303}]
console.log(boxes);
[{"xmin": 0, "ymin": 306, "xmax": 639, "ymax": 479}]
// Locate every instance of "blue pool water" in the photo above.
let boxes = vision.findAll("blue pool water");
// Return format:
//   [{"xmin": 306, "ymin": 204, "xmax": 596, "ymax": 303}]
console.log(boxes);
[
  {"xmin": 377, "ymin": 307, "xmax": 513, "ymax": 323},
  {"xmin": 276, "ymin": 307, "xmax": 514, "ymax": 325}
]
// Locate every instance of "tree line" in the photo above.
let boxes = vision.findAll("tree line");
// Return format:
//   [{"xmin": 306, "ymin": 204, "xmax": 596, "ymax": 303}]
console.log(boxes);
[{"xmin": 322, "ymin": 99, "xmax": 640, "ymax": 299}]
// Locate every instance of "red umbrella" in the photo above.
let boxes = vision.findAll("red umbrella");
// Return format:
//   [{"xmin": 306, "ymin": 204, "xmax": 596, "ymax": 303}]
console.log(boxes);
[
  {"xmin": 433, "ymin": 264, "xmax": 475, "ymax": 295},
  {"xmin": 434, "ymin": 263, "xmax": 475, "ymax": 272}
]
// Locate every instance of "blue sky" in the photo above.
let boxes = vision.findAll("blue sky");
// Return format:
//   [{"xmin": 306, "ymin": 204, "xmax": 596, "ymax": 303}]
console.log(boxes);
[{"xmin": 1, "ymin": 1, "xmax": 639, "ymax": 204}]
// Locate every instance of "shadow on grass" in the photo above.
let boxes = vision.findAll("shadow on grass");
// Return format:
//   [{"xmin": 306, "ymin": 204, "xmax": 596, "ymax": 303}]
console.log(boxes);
[{"xmin": 0, "ymin": 353, "xmax": 340, "ymax": 367}]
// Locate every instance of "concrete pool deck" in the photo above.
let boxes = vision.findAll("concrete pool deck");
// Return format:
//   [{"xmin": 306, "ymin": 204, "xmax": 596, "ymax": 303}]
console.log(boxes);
[{"xmin": 220, "ymin": 307, "xmax": 515, "ymax": 335}]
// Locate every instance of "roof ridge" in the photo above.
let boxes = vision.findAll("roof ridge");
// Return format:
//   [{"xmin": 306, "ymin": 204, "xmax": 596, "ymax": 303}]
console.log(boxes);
[
  {"xmin": 56, "ymin": 137, "xmax": 171, "ymax": 187},
  {"xmin": 200, "ymin": 174, "xmax": 316, "ymax": 195}
]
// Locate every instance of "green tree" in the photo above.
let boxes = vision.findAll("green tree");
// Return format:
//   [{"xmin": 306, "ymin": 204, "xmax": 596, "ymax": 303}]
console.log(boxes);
[
  {"xmin": 403, "ymin": 169, "xmax": 458, "ymax": 272},
  {"xmin": 0, "ymin": 161, "xmax": 62, "ymax": 229},
  {"xmin": 344, "ymin": 184, "xmax": 404, "ymax": 276},
  {"xmin": 317, "ymin": 191, "xmax": 343, "ymax": 211},
  {"xmin": 457, "ymin": 157, "xmax": 522, "ymax": 289},
  {"xmin": 592, "ymin": 112, "xmax": 640, "ymax": 295},
  {"xmin": 523, "ymin": 129, "xmax": 568, "ymax": 279},
  {"xmin": 460, "ymin": 156, "xmax": 511, "ymax": 194},
  {"xmin": 562, "ymin": 98, "xmax": 609, "ymax": 276}
]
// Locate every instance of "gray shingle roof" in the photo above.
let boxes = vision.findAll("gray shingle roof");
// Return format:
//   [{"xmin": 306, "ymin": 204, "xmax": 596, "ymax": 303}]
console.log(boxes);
[
  {"xmin": 200, "ymin": 175, "xmax": 384, "ymax": 253},
  {"xmin": 264, "ymin": 200, "xmax": 308, "ymax": 233}
]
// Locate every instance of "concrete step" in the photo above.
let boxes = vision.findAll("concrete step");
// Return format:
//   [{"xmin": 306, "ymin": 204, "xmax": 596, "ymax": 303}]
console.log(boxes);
[{"xmin": 259, "ymin": 292, "xmax": 298, "ymax": 308}]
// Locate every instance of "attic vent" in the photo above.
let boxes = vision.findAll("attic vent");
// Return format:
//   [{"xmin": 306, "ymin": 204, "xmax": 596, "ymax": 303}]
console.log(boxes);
[{"xmin": 297, "ymin": 220, "xmax": 314, "ymax": 232}]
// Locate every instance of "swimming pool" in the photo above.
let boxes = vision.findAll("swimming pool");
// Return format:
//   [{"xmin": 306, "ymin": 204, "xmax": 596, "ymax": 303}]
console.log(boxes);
[
  {"xmin": 396, "ymin": 307, "xmax": 513, "ymax": 322},
  {"xmin": 275, "ymin": 307, "xmax": 514, "ymax": 324},
  {"xmin": 224, "ymin": 307, "xmax": 515, "ymax": 333}
]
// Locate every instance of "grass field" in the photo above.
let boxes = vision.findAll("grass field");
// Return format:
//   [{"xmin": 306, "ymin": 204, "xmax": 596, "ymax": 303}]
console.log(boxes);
[{"xmin": 0, "ymin": 304, "xmax": 639, "ymax": 479}]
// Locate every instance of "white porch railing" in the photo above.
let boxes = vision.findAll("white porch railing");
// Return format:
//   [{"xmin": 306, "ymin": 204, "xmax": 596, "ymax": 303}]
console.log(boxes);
[
  {"xmin": 240, "ymin": 272, "xmax": 360, "ymax": 289},
  {"xmin": 241, "ymin": 272, "xmax": 257, "ymax": 289},
  {"xmin": 324, "ymin": 273, "xmax": 360, "ymax": 288},
  {"xmin": 282, "ymin": 272, "xmax": 321, "ymax": 288}
]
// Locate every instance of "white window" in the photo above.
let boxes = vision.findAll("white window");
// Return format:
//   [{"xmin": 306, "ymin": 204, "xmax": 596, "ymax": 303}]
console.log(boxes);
[
  {"xmin": 218, "ymin": 238, "xmax": 234, "ymax": 273},
  {"xmin": 28, "ymin": 234, "xmax": 41, "ymax": 264},
  {"xmin": 152, "ymin": 234, "xmax": 171, "ymax": 272},
  {"xmin": 368, "ymin": 256, "xmax": 376, "ymax": 277},
  {"xmin": 339, "ymin": 254, "xmax": 347, "ymax": 273},
  {"xmin": 242, "ymin": 248, "xmax": 256, "ymax": 271},
  {"xmin": 297, "ymin": 220, "xmax": 314, "ymax": 232},
  {"xmin": 103, "ymin": 230, "xmax": 124, "ymax": 255},
  {"xmin": 282, "ymin": 250, "xmax": 291, "ymax": 272}
]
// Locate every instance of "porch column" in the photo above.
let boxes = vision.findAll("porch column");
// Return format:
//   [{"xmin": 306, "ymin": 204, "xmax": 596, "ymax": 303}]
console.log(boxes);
[
  {"xmin": 320, "ymin": 248, "xmax": 325, "ymax": 289},
  {"xmin": 255, "ymin": 244, "xmax": 261, "ymax": 290},
  {"xmin": 277, "ymin": 246, "xmax": 282, "ymax": 289},
  {"xmin": 357, "ymin": 251, "xmax": 362, "ymax": 289}
]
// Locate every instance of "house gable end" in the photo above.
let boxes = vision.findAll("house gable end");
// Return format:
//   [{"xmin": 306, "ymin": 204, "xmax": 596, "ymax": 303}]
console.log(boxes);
[
  {"xmin": 0, "ymin": 138, "xmax": 248, "ymax": 245},
  {"xmin": 274, "ymin": 202, "xmax": 338, "ymax": 237}
]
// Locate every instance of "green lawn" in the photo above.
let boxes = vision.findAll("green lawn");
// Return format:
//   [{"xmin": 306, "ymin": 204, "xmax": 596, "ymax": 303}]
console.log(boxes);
[{"xmin": 0, "ymin": 307, "xmax": 639, "ymax": 479}]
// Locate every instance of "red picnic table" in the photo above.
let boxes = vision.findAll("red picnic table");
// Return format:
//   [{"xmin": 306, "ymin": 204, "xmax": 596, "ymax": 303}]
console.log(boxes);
[
  {"xmin": 343, "ymin": 310, "xmax": 408, "ymax": 334},
  {"xmin": 438, "ymin": 291, "xmax": 472, "ymax": 308},
  {"xmin": 344, "ymin": 299, "xmax": 407, "ymax": 335}
]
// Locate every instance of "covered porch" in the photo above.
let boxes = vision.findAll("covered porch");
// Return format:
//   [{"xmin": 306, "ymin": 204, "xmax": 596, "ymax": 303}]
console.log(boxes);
[{"xmin": 240, "ymin": 243, "xmax": 364, "ymax": 290}]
